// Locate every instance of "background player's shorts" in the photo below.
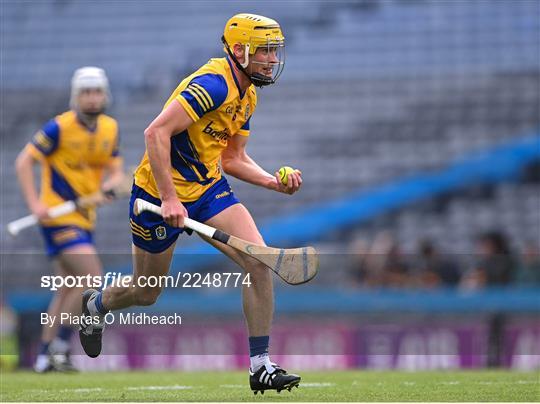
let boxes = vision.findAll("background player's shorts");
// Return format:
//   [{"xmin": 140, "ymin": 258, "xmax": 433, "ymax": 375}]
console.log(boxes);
[
  {"xmin": 129, "ymin": 177, "xmax": 240, "ymax": 253},
  {"xmin": 40, "ymin": 225, "xmax": 94, "ymax": 257}
]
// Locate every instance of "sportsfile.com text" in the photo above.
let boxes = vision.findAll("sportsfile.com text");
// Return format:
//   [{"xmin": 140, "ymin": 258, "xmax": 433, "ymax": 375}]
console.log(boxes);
[{"xmin": 40, "ymin": 272, "xmax": 251, "ymax": 291}]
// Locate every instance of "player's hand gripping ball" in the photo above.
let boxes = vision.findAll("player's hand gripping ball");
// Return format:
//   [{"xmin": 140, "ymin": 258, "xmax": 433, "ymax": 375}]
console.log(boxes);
[{"xmin": 278, "ymin": 166, "xmax": 296, "ymax": 186}]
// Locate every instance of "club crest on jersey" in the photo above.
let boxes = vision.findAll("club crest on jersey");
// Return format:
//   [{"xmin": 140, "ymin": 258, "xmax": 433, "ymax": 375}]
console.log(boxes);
[
  {"xmin": 245, "ymin": 104, "xmax": 250, "ymax": 120},
  {"xmin": 155, "ymin": 226, "xmax": 167, "ymax": 240}
]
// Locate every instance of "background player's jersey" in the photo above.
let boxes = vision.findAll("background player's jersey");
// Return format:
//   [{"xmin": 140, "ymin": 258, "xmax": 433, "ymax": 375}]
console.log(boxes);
[
  {"xmin": 26, "ymin": 110, "xmax": 120, "ymax": 229},
  {"xmin": 134, "ymin": 57, "xmax": 257, "ymax": 202}
]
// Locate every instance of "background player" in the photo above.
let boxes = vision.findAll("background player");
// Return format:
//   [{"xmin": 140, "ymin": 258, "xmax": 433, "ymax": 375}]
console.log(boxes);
[
  {"xmin": 15, "ymin": 67, "xmax": 124, "ymax": 372},
  {"xmin": 79, "ymin": 14, "xmax": 303, "ymax": 394}
]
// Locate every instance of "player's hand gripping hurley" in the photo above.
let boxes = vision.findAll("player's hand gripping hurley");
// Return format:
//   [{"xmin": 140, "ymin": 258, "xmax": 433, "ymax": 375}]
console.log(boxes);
[{"xmin": 133, "ymin": 198, "xmax": 319, "ymax": 285}]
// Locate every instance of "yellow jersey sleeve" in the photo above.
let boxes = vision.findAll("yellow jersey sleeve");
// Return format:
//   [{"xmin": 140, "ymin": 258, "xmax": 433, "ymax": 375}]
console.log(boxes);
[
  {"xmin": 111, "ymin": 129, "xmax": 121, "ymax": 158},
  {"xmin": 29, "ymin": 119, "xmax": 60, "ymax": 156},
  {"xmin": 236, "ymin": 118, "xmax": 250, "ymax": 137},
  {"xmin": 107, "ymin": 123, "xmax": 123, "ymax": 167},
  {"xmin": 174, "ymin": 74, "xmax": 229, "ymax": 122}
]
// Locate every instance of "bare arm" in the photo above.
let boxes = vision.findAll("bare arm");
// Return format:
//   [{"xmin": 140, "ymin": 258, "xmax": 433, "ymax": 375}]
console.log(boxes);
[
  {"xmin": 14, "ymin": 147, "xmax": 49, "ymax": 219},
  {"xmin": 102, "ymin": 157, "xmax": 125, "ymax": 192},
  {"xmin": 221, "ymin": 135, "xmax": 302, "ymax": 194},
  {"xmin": 144, "ymin": 100, "xmax": 193, "ymax": 227},
  {"xmin": 221, "ymin": 135, "xmax": 275, "ymax": 188}
]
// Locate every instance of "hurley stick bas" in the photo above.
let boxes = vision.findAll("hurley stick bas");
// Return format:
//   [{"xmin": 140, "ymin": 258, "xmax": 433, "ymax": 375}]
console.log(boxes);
[{"xmin": 133, "ymin": 198, "xmax": 319, "ymax": 285}]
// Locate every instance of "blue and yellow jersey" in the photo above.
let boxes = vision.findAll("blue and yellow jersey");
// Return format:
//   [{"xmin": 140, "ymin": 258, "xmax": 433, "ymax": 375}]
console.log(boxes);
[
  {"xmin": 26, "ymin": 110, "xmax": 121, "ymax": 229},
  {"xmin": 134, "ymin": 57, "xmax": 257, "ymax": 202}
]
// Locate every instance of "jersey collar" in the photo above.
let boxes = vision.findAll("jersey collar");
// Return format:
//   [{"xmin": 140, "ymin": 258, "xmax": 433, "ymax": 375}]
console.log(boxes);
[
  {"xmin": 226, "ymin": 56, "xmax": 246, "ymax": 99},
  {"xmin": 75, "ymin": 112, "xmax": 98, "ymax": 133}
]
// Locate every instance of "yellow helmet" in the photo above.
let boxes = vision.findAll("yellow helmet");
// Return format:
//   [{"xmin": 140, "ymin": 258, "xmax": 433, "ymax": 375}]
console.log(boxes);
[{"xmin": 222, "ymin": 13, "xmax": 285, "ymax": 87}]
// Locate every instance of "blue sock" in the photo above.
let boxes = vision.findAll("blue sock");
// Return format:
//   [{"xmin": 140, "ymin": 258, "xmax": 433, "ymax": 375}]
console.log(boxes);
[
  {"xmin": 95, "ymin": 292, "xmax": 108, "ymax": 315},
  {"xmin": 249, "ymin": 336, "xmax": 269, "ymax": 357},
  {"xmin": 57, "ymin": 325, "xmax": 73, "ymax": 342},
  {"xmin": 39, "ymin": 342, "xmax": 50, "ymax": 355}
]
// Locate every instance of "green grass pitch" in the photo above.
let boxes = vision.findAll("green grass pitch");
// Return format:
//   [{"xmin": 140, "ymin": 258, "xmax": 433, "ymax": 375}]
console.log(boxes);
[{"xmin": 1, "ymin": 370, "xmax": 538, "ymax": 401}]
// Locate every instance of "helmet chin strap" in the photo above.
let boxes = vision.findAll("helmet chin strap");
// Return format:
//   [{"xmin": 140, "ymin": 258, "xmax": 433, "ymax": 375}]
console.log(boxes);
[{"xmin": 222, "ymin": 36, "xmax": 274, "ymax": 88}]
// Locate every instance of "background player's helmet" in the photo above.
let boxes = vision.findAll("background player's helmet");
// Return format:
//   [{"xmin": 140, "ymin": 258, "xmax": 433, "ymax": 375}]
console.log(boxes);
[
  {"xmin": 69, "ymin": 66, "xmax": 111, "ymax": 110},
  {"xmin": 222, "ymin": 13, "xmax": 285, "ymax": 87}
]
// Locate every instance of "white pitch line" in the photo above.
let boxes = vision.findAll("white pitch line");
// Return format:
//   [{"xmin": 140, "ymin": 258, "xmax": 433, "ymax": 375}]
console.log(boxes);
[
  {"xmin": 517, "ymin": 380, "xmax": 536, "ymax": 385},
  {"xmin": 29, "ymin": 388, "xmax": 104, "ymax": 394},
  {"xmin": 27, "ymin": 390, "xmax": 53, "ymax": 394},
  {"xmin": 59, "ymin": 388, "xmax": 104, "ymax": 393},
  {"xmin": 126, "ymin": 385, "xmax": 193, "ymax": 391},
  {"xmin": 300, "ymin": 382, "xmax": 336, "ymax": 388},
  {"xmin": 440, "ymin": 381, "xmax": 461, "ymax": 385}
]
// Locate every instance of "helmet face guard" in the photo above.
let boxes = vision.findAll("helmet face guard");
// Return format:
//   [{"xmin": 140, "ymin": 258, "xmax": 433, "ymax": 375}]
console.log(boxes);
[
  {"xmin": 222, "ymin": 36, "xmax": 285, "ymax": 87},
  {"xmin": 222, "ymin": 14, "xmax": 285, "ymax": 88}
]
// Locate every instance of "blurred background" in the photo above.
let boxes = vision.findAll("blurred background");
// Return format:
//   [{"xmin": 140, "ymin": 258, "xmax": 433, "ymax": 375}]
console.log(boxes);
[{"xmin": 1, "ymin": 0, "xmax": 539, "ymax": 371}]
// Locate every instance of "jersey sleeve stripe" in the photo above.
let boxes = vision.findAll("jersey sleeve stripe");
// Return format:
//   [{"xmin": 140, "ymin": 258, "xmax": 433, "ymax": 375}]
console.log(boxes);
[
  {"xmin": 185, "ymin": 88, "xmax": 209, "ymax": 112},
  {"xmin": 236, "ymin": 129, "xmax": 250, "ymax": 137},
  {"xmin": 32, "ymin": 132, "xmax": 54, "ymax": 154},
  {"xmin": 35, "ymin": 132, "xmax": 52, "ymax": 147},
  {"xmin": 187, "ymin": 86, "xmax": 211, "ymax": 111},
  {"xmin": 31, "ymin": 119, "xmax": 60, "ymax": 156},
  {"xmin": 190, "ymin": 83, "xmax": 214, "ymax": 108}
]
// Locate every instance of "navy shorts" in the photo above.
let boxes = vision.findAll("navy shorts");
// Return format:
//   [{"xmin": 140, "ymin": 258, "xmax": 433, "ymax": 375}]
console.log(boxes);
[
  {"xmin": 40, "ymin": 225, "xmax": 94, "ymax": 257},
  {"xmin": 129, "ymin": 177, "xmax": 240, "ymax": 253}
]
